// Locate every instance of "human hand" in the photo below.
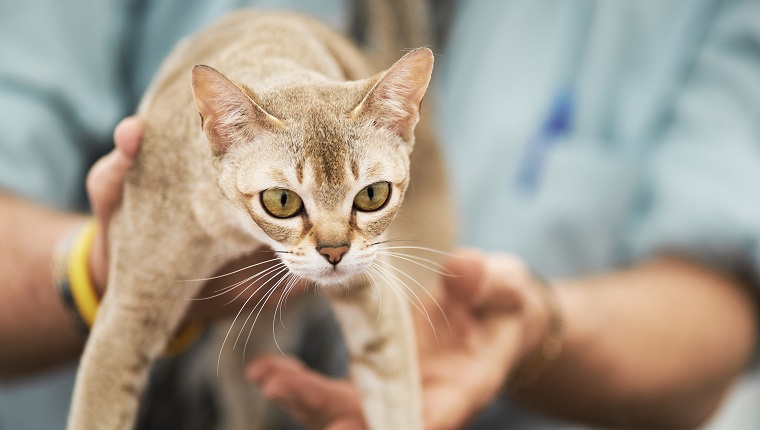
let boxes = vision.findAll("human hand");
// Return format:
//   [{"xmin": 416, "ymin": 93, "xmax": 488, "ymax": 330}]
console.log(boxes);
[
  {"xmin": 247, "ymin": 248, "xmax": 553, "ymax": 430},
  {"xmin": 85, "ymin": 117, "xmax": 293, "ymax": 323},
  {"xmin": 86, "ymin": 116, "xmax": 144, "ymax": 294}
]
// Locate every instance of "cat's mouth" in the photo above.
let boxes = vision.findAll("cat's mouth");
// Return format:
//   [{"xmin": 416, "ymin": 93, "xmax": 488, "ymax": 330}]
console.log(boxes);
[
  {"xmin": 278, "ymin": 249, "xmax": 375, "ymax": 287},
  {"xmin": 311, "ymin": 265, "xmax": 361, "ymax": 285},
  {"xmin": 285, "ymin": 262, "xmax": 367, "ymax": 287}
]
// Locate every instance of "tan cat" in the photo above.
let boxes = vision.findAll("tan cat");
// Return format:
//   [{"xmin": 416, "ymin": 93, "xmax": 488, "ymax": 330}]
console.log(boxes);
[{"xmin": 67, "ymin": 9, "xmax": 453, "ymax": 430}]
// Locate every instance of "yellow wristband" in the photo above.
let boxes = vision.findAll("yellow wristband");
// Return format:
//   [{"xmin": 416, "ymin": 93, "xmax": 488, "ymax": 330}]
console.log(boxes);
[
  {"xmin": 66, "ymin": 219, "xmax": 202, "ymax": 356},
  {"xmin": 68, "ymin": 220, "xmax": 100, "ymax": 328}
]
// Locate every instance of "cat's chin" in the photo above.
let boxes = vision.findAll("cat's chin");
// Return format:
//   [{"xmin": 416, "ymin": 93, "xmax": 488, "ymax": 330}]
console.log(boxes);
[{"xmin": 300, "ymin": 267, "xmax": 365, "ymax": 288}]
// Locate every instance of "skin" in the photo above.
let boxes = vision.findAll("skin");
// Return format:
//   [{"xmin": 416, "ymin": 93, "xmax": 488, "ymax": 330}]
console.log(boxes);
[
  {"xmin": 0, "ymin": 192, "xmax": 87, "ymax": 377},
  {"xmin": 0, "ymin": 117, "xmax": 281, "ymax": 380},
  {"xmin": 248, "ymin": 250, "xmax": 758, "ymax": 429}
]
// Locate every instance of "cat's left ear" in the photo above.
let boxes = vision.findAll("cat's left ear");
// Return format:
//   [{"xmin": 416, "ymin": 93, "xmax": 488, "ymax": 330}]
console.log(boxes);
[
  {"xmin": 353, "ymin": 47, "xmax": 434, "ymax": 144},
  {"xmin": 191, "ymin": 65, "xmax": 282, "ymax": 155}
]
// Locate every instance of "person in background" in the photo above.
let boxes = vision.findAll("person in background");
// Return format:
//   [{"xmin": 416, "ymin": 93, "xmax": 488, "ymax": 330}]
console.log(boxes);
[
  {"xmin": 246, "ymin": 1, "xmax": 760, "ymax": 429},
  {"xmin": 1, "ymin": 1, "xmax": 758, "ymax": 429}
]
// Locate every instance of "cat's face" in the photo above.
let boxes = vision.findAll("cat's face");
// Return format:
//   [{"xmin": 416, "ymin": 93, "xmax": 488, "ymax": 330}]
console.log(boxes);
[
  {"xmin": 218, "ymin": 98, "xmax": 412, "ymax": 285},
  {"xmin": 192, "ymin": 49, "xmax": 433, "ymax": 285}
]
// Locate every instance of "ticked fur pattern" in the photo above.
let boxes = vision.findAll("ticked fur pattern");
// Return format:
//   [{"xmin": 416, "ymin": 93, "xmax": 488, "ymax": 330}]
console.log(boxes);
[{"xmin": 67, "ymin": 10, "xmax": 453, "ymax": 430}]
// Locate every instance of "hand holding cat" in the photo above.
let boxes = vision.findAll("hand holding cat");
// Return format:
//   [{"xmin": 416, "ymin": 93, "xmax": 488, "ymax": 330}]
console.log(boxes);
[
  {"xmin": 85, "ymin": 116, "xmax": 144, "ymax": 295},
  {"xmin": 247, "ymin": 248, "xmax": 555, "ymax": 430}
]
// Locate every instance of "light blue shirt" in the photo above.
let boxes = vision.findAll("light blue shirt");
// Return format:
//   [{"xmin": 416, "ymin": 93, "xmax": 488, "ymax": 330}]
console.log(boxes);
[
  {"xmin": 439, "ymin": 1, "xmax": 760, "ymax": 428},
  {"xmin": 441, "ymin": 0, "xmax": 760, "ymax": 281}
]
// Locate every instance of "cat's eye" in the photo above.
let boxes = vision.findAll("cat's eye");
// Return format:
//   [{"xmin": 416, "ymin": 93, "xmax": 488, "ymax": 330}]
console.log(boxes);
[
  {"xmin": 353, "ymin": 182, "xmax": 390, "ymax": 212},
  {"xmin": 261, "ymin": 188, "xmax": 303, "ymax": 218}
]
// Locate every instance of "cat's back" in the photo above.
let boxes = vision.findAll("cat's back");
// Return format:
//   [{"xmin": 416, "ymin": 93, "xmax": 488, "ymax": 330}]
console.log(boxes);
[{"xmin": 140, "ymin": 10, "xmax": 371, "ymax": 117}]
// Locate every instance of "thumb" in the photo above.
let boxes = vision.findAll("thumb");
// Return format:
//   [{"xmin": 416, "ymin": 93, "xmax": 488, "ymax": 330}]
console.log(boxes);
[
  {"xmin": 87, "ymin": 116, "xmax": 143, "ymax": 224},
  {"xmin": 443, "ymin": 248, "xmax": 523, "ymax": 313},
  {"xmin": 441, "ymin": 248, "xmax": 487, "ymax": 306},
  {"xmin": 85, "ymin": 116, "xmax": 144, "ymax": 291}
]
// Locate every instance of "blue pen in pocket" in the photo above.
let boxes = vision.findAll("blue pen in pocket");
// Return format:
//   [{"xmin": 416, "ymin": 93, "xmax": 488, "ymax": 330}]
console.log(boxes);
[{"xmin": 515, "ymin": 87, "xmax": 575, "ymax": 194}]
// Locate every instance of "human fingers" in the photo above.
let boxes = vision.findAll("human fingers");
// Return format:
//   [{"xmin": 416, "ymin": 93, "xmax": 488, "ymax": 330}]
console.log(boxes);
[
  {"xmin": 247, "ymin": 354, "xmax": 366, "ymax": 430},
  {"xmin": 418, "ymin": 252, "xmax": 536, "ymax": 429},
  {"xmin": 87, "ymin": 116, "xmax": 143, "ymax": 223},
  {"xmin": 85, "ymin": 116, "xmax": 144, "ymax": 292},
  {"xmin": 440, "ymin": 248, "xmax": 487, "ymax": 306},
  {"xmin": 442, "ymin": 248, "xmax": 523, "ymax": 313},
  {"xmin": 424, "ymin": 385, "xmax": 477, "ymax": 430},
  {"xmin": 113, "ymin": 116, "xmax": 143, "ymax": 159}
]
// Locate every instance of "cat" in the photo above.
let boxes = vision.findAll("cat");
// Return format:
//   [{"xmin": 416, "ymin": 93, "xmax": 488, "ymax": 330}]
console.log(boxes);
[{"xmin": 67, "ymin": 8, "xmax": 453, "ymax": 430}]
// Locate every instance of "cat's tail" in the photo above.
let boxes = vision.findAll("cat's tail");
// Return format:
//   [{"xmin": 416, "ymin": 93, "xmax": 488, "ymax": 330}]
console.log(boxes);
[{"xmin": 354, "ymin": 0, "xmax": 439, "ymax": 69}]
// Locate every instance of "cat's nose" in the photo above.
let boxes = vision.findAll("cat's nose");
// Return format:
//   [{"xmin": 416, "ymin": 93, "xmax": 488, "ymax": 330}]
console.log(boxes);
[{"xmin": 317, "ymin": 244, "xmax": 350, "ymax": 266}]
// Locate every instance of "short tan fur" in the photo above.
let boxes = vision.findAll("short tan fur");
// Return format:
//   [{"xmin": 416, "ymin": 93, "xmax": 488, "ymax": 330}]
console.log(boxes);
[{"xmin": 67, "ymin": 9, "xmax": 453, "ymax": 430}]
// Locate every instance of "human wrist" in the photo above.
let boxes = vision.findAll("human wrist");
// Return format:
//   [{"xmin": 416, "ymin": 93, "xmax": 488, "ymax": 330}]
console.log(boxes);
[
  {"xmin": 53, "ymin": 218, "xmax": 202, "ymax": 356},
  {"xmin": 0, "ymin": 199, "xmax": 92, "ymax": 377},
  {"xmin": 53, "ymin": 219, "xmax": 101, "ymax": 332},
  {"xmin": 509, "ymin": 272, "xmax": 564, "ymax": 392}
]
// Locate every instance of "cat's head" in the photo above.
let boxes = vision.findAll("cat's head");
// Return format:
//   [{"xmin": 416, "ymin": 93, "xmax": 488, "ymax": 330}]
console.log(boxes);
[{"xmin": 191, "ymin": 48, "xmax": 433, "ymax": 286}]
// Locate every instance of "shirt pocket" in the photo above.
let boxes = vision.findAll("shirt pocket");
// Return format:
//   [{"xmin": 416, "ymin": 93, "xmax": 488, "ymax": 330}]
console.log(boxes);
[{"xmin": 504, "ymin": 140, "xmax": 639, "ymax": 277}]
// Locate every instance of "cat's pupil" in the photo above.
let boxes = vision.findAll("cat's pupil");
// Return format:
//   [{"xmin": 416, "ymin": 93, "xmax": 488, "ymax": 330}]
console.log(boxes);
[
  {"xmin": 280, "ymin": 191, "xmax": 287, "ymax": 207},
  {"xmin": 367, "ymin": 186, "xmax": 375, "ymax": 201}
]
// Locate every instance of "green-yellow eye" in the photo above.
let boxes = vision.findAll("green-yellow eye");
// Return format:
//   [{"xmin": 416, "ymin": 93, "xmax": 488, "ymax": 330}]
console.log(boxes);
[
  {"xmin": 353, "ymin": 182, "xmax": 390, "ymax": 212},
  {"xmin": 261, "ymin": 188, "xmax": 303, "ymax": 218}
]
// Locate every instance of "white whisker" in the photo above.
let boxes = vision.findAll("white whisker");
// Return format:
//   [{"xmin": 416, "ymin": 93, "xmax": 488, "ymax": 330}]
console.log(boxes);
[
  {"xmin": 222, "ymin": 263, "xmax": 285, "ymax": 304},
  {"xmin": 378, "ymin": 250, "xmax": 448, "ymax": 270},
  {"xmin": 375, "ymin": 258, "xmax": 450, "ymax": 335},
  {"xmin": 190, "ymin": 262, "xmax": 285, "ymax": 301},
  {"xmin": 235, "ymin": 267, "xmax": 290, "ymax": 351},
  {"xmin": 375, "ymin": 265, "xmax": 414, "ymax": 330},
  {"xmin": 376, "ymin": 251, "xmax": 451, "ymax": 277},
  {"xmin": 370, "ymin": 234, "xmax": 426, "ymax": 246},
  {"xmin": 178, "ymin": 257, "xmax": 282, "ymax": 282},
  {"xmin": 371, "ymin": 263, "xmax": 415, "ymax": 331},
  {"xmin": 271, "ymin": 274, "xmax": 302, "ymax": 355},
  {"xmin": 276, "ymin": 274, "xmax": 299, "ymax": 331},
  {"xmin": 200, "ymin": 248, "xmax": 276, "ymax": 262},
  {"xmin": 363, "ymin": 267, "xmax": 384, "ymax": 327},
  {"xmin": 378, "ymin": 245, "xmax": 458, "ymax": 258},
  {"xmin": 216, "ymin": 265, "xmax": 287, "ymax": 376},
  {"xmin": 372, "ymin": 261, "xmax": 437, "ymax": 340}
]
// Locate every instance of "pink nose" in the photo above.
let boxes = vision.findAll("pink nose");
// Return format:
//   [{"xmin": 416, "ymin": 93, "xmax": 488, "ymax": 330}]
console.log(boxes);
[{"xmin": 318, "ymin": 245, "xmax": 349, "ymax": 265}]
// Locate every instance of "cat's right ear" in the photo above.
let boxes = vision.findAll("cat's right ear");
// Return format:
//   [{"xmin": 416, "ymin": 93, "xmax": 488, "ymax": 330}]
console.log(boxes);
[
  {"xmin": 191, "ymin": 65, "xmax": 281, "ymax": 155},
  {"xmin": 352, "ymin": 48, "xmax": 434, "ymax": 145}
]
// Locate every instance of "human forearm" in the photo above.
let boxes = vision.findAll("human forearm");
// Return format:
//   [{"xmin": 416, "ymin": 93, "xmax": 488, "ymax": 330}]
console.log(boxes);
[
  {"xmin": 0, "ymin": 192, "xmax": 87, "ymax": 379},
  {"xmin": 516, "ymin": 257, "xmax": 758, "ymax": 428}
]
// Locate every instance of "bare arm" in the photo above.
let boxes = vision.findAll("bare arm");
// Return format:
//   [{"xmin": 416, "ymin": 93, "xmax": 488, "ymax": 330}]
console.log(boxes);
[
  {"xmin": 0, "ymin": 118, "xmax": 141, "ymax": 379},
  {"xmin": 0, "ymin": 193, "xmax": 87, "ymax": 377},
  {"xmin": 517, "ymin": 257, "xmax": 758, "ymax": 428}
]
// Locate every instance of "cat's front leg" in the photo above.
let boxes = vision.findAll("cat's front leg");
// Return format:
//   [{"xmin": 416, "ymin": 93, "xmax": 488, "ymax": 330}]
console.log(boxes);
[
  {"xmin": 329, "ymin": 277, "xmax": 423, "ymax": 430},
  {"xmin": 66, "ymin": 215, "xmax": 220, "ymax": 430},
  {"xmin": 66, "ymin": 267, "xmax": 207, "ymax": 430}
]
